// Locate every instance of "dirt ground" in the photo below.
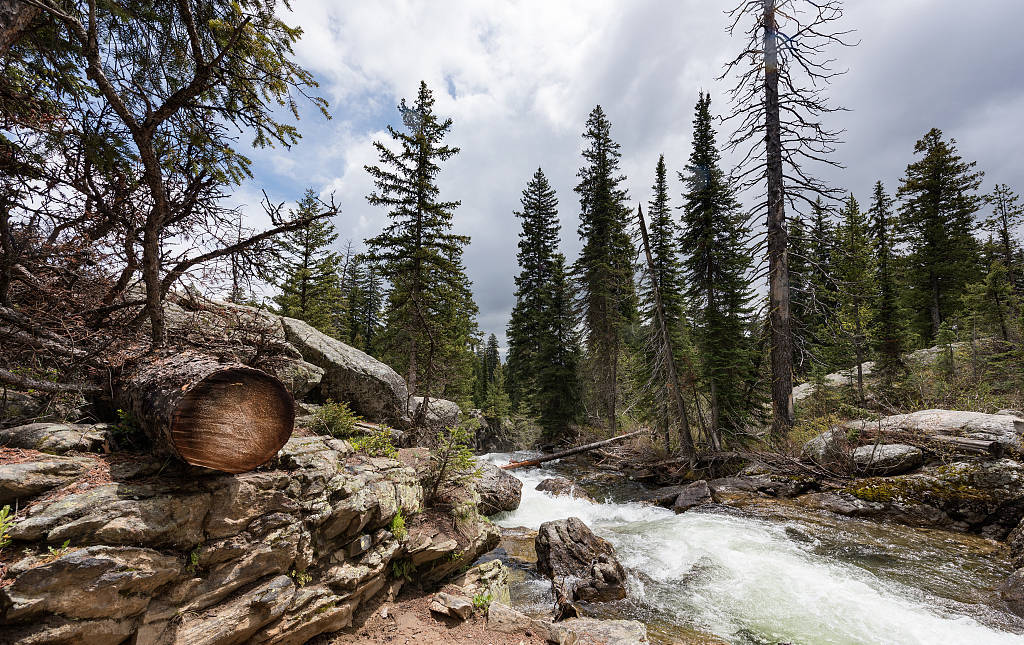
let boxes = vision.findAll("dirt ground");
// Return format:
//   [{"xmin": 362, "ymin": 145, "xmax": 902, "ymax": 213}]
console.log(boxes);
[{"xmin": 317, "ymin": 586, "xmax": 548, "ymax": 645}]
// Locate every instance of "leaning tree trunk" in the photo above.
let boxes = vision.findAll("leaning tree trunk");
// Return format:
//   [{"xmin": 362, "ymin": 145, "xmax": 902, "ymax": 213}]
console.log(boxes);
[{"xmin": 115, "ymin": 352, "xmax": 295, "ymax": 473}]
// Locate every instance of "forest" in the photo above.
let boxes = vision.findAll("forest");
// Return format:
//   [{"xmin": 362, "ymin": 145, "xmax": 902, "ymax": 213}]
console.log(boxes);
[{"xmin": 1, "ymin": 2, "xmax": 1024, "ymax": 645}]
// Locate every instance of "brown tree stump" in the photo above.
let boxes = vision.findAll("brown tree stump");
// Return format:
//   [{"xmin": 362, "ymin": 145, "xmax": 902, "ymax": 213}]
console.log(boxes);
[{"xmin": 116, "ymin": 352, "xmax": 295, "ymax": 473}]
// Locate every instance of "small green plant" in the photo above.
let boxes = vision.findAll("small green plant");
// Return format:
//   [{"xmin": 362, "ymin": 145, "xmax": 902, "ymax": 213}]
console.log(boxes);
[
  {"xmin": 472, "ymin": 592, "xmax": 492, "ymax": 612},
  {"xmin": 389, "ymin": 509, "xmax": 407, "ymax": 541},
  {"xmin": 0, "ymin": 505, "xmax": 13, "ymax": 549},
  {"xmin": 186, "ymin": 545, "xmax": 203, "ymax": 573},
  {"xmin": 391, "ymin": 558, "xmax": 415, "ymax": 581},
  {"xmin": 351, "ymin": 427, "xmax": 397, "ymax": 458},
  {"xmin": 290, "ymin": 569, "xmax": 312, "ymax": 587},
  {"xmin": 311, "ymin": 400, "xmax": 363, "ymax": 438},
  {"xmin": 111, "ymin": 408, "xmax": 144, "ymax": 446},
  {"xmin": 427, "ymin": 425, "xmax": 478, "ymax": 502},
  {"xmin": 44, "ymin": 539, "xmax": 71, "ymax": 561}
]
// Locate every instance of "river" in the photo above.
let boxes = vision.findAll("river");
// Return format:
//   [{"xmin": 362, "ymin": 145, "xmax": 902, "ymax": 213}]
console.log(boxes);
[{"xmin": 481, "ymin": 452, "xmax": 1024, "ymax": 645}]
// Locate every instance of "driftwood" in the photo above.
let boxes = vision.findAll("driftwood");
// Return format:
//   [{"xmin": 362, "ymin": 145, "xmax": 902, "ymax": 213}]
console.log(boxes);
[
  {"xmin": 501, "ymin": 430, "xmax": 644, "ymax": 470},
  {"xmin": 858, "ymin": 427, "xmax": 1002, "ymax": 457},
  {"xmin": 115, "ymin": 352, "xmax": 295, "ymax": 473}
]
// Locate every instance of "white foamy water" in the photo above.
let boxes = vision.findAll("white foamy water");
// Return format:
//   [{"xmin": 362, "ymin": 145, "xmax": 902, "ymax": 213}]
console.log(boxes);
[{"xmin": 483, "ymin": 452, "xmax": 1022, "ymax": 645}]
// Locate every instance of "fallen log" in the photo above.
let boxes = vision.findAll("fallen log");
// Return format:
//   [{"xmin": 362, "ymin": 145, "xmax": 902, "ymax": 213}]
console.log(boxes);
[
  {"xmin": 115, "ymin": 352, "xmax": 294, "ymax": 473},
  {"xmin": 857, "ymin": 426, "xmax": 1002, "ymax": 457},
  {"xmin": 501, "ymin": 430, "xmax": 644, "ymax": 470}
]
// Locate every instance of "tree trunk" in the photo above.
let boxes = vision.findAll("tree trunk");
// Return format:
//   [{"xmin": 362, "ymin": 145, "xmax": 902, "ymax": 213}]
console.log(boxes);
[
  {"xmin": 501, "ymin": 430, "xmax": 644, "ymax": 470},
  {"xmin": 930, "ymin": 272, "xmax": 941, "ymax": 340},
  {"xmin": 0, "ymin": 0, "xmax": 38, "ymax": 54},
  {"xmin": 115, "ymin": 352, "xmax": 295, "ymax": 473},
  {"xmin": 764, "ymin": 0, "xmax": 794, "ymax": 440}
]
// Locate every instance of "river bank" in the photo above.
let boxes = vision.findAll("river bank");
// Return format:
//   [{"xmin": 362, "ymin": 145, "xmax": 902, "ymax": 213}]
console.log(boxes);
[{"xmin": 482, "ymin": 451, "xmax": 1024, "ymax": 645}]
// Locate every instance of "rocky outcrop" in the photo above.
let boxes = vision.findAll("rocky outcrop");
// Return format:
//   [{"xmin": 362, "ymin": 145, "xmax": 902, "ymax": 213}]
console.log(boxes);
[
  {"xmin": 451, "ymin": 559, "xmax": 511, "ymax": 607},
  {"xmin": 535, "ymin": 518, "xmax": 627, "ymax": 619},
  {"xmin": 0, "ymin": 422, "xmax": 112, "ymax": 455},
  {"xmin": 999, "ymin": 568, "xmax": 1024, "ymax": 617},
  {"xmin": 801, "ymin": 427, "xmax": 850, "ymax": 464},
  {"xmin": 800, "ymin": 459, "xmax": 1024, "ymax": 538},
  {"xmin": 410, "ymin": 397, "xmax": 461, "ymax": 430},
  {"xmin": 487, "ymin": 602, "xmax": 551, "ymax": 641},
  {"xmin": 536, "ymin": 477, "xmax": 595, "ymax": 502},
  {"xmin": 474, "ymin": 462, "xmax": 522, "ymax": 515},
  {"xmin": 0, "ymin": 435, "xmax": 497, "ymax": 645},
  {"xmin": 851, "ymin": 443, "xmax": 924, "ymax": 475},
  {"xmin": 281, "ymin": 316, "xmax": 410, "ymax": 426},
  {"xmin": 673, "ymin": 480, "xmax": 714, "ymax": 513},
  {"xmin": 846, "ymin": 409, "xmax": 1024, "ymax": 450}
]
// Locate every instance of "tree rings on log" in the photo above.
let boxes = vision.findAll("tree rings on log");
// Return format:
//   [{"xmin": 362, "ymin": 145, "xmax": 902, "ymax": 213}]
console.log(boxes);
[{"xmin": 116, "ymin": 352, "xmax": 294, "ymax": 473}]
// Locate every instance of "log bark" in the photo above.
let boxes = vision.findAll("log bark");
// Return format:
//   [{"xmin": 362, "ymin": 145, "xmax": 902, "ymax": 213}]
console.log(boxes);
[
  {"xmin": 857, "ymin": 427, "xmax": 1002, "ymax": 458},
  {"xmin": 115, "ymin": 352, "xmax": 294, "ymax": 473},
  {"xmin": 501, "ymin": 430, "xmax": 644, "ymax": 470}
]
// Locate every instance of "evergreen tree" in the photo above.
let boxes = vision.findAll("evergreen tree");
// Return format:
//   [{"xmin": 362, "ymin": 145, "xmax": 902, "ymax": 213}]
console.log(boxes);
[
  {"xmin": 364, "ymin": 81, "xmax": 478, "ymax": 405},
  {"xmin": 343, "ymin": 256, "xmax": 385, "ymax": 354},
  {"xmin": 483, "ymin": 333, "xmax": 500, "ymax": 386},
  {"xmin": 867, "ymin": 181, "xmax": 905, "ymax": 382},
  {"xmin": 963, "ymin": 261, "xmax": 1018, "ymax": 344},
  {"xmin": 679, "ymin": 92, "xmax": 756, "ymax": 442},
  {"xmin": 638, "ymin": 155, "xmax": 691, "ymax": 448},
  {"xmin": 536, "ymin": 254, "xmax": 582, "ymax": 441},
  {"xmin": 574, "ymin": 105, "xmax": 637, "ymax": 432},
  {"xmin": 788, "ymin": 214, "xmax": 813, "ymax": 377},
  {"xmin": 807, "ymin": 198, "xmax": 841, "ymax": 370},
  {"xmin": 274, "ymin": 188, "xmax": 341, "ymax": 334},
  {"xmin": 897, "ymin": 128, "xmax": 984, "ymax": 341},
  {"xmin": 835, "ymin": 194, "xmax": 873, "ymax": 401},
  {"xmin": 506, "ymin": 168, "xmax": 561, "ymax": 410},
  {"xmin": 986, "ymin": 184, "xmax": 1023, "ymax": 292}
]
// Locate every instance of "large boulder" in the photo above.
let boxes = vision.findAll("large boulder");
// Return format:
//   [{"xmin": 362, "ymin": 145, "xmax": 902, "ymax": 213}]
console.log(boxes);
[
  {"xmin": 0, "ymin": 422, "xmax": 112, "ymax": 455},
  {"xmin": 409, "ymin": 396, "xmax": 460, "ymax": 430},
  {"xmin": 536, "ymin": 477, "xmax": 595, "ymax": 503},
  {"xmin": 1008, "ymin": 516, "xmax": 1024, "ymax": 569},
  {"xmin": 280, "ymin": 317, "xmax": 410, "ymax": 426},
  {"xmin": 0, "ymin": 454, "xmax": 94, "ymax": 506},
  {"xmin": 535, "ymin": 517, "xmax": 627, "ymax": 619},
  {"xmin": 673, "ymin": 480, "xmax": 714, "ymax": 513},
  {"xmin": 548, "ymin": 618, "xmax": 649, "ymax": 645},
  {"xmin": 846, "ymin": 409, "xmax": 1024, "ymax": 449},
  {"xmin": 851, "ymin": 443, "xmax": 924, "ymax": 475},
  {"xmin": 1000, "ymin": 568, "xmax": 1024, "ymax": 617},
  {"xmin": 474, "ymin": 461, "xmax": 522, "ymax": 515},
  {"xmin": 801, "ymin": 427, "xmax": 850, "ymax": 464}
]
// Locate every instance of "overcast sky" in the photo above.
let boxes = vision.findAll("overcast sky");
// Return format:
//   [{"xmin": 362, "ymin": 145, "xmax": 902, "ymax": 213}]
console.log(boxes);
[{"xmin": 235, "ymin": 0, "xmax": 1024, "ymax": 350}]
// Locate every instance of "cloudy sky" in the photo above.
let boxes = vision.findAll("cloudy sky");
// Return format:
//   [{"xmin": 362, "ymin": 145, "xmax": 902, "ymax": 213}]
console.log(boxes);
[{"xmin": 236, "ymin": 0, "xmax": 1024, "ymax": 349}]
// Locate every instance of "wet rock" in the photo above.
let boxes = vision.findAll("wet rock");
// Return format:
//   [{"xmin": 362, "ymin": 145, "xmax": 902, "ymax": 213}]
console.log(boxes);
[
  {"xmin": 537, "ymin": 477, "xmax": 595, "ymax": 502},
  {"xmin": 535, "ymin": 517, "xmax": 627, "ymax": 619},
  {"xmin": 487, "ymin": 602, "xmax": 551, "ymax": 640},
  {"xmin": 0, "ymin": 422, "xmax": 112, "ymax": 454},
  {"xmin": 636, "ymin": 484, "xmax": 687, "ymax": 507},
  {"xmin": 429, "ymin": 591, "xmax": 474, "ymax": 620},
  {"xmin": 548, "ymin": 617, "xmax": 649, "ymax": 645},
  {"xmin": 1009, "ymin": 516, "xmax": 1024, "ymax": 569},
  {"xmin": 499, "ymin": 525, "xmax": 539, "ymax": 562},
  {"xmin": 474, "ymin": 461, "xmax": 523, "ymax": 515},
  {"xmin": 999, "ymin": 568, "xmax": 1024, "ymax": 616},
  {"xmin": 281, "ymin": 316, "xmax": 410, "ymax": 426},
  {"xmin": 851, "ymin": 443, "xmax": 925, "ymax": 475},
  {"xmin": 673, "ymin": 480, "xmax": 714, "ymax": 513},
  {"xmin": 0, "ymin": 454, "xmax": 93, "ymax": 505}
]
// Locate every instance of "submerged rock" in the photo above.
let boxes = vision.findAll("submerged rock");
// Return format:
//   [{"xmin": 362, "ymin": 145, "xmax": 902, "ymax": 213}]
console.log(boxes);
[
  {"xmin": 851, "ymin": 443, "xmax": 925, "ymax": 475},
  {"xmin": 535, "ymin": 517, "xmax": 627, "ymax": 619},
  {"xmin": 673, "ymin": 480, "xmax": 715, "ymax": 513},
  {"xmin": 536, "ymin": 477, "xmax": 595, "ymax": 502},
  {"xmin": 474, "ymin": 461, "xmax": 523, "ymax": 515}
]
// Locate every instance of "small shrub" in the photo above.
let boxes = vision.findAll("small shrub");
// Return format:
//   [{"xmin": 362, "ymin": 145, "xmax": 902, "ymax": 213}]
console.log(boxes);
[
  {"xmin": 43, "ymin": 539, "xmax": 71, "ymax": 562},
  {"xmin": 290, "ymin": 569, "xmax": 312, "ymax": 587},
  {"xmin": 186, "ymin": 545, "xmax": 203, "ymax": 573},
  {"xmin": 472, "ymin": 592, "xmax": 492, "ymax": 612},
  {"xmin": 427, "ymin": 425, "xmax": 478, "ymax": 502},
  {"xmin": 311, "ymin": 400, "xmax": 363, "ymax": 438},
  {"xmin": 390, "ymin": 510, "xmax": 407, "ymax": 541},
  {"xmin": 351, "ymin": 427, "xmax": 397, "ymax": 458},
  {"xmin": 391, "ymin": 558, "xmax": 415, "ymax": 581},
  {"xmin": 0, "ymin": 505, "xmax": 13, "ymax": 549}
]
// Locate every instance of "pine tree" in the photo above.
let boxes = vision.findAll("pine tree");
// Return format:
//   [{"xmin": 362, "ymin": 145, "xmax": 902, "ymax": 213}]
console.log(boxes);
[
  {"xmin": 535, "ymin": 254, "xmax": 582, "ymax": 441},
  {"xmin": 986, "ymin": 184, "xmax": 1023, "ymax": 293},
  {"xmin": 506, "ymin": 169, "xmax": 561, "ymax": 410},
  {"xmin": 638, "ymin": 155, "xmax": 691, "ymax": 449},
  {"xmin": 807, "ymin": 198, "xmax": 841, "ymax": 370},
  {"xmin": 835, "ymin": 194, "xmax": 873, "ymax": 401},
  {"xmin": 274, "ymin": 188, "xmax": 341, "ymax": 334},
  {"xmin": 897, "ymin": 128, "xmax": 984, "ymax": 341},
  {"xmin": 343, "ymin": 256, "xmax": 385, "ymax": 354},
  {"xmin": 867, "ymin": 181, "xmax": 905, "ymax": 382},
  {"xmin": 574, "ymin": 105, "xmax": 637, "ymax": 432},
  {"xmin": 788, "ymin": 214, "xmax": 813, "ymax": 377},
  {"xmin": 364, "ymin": 81, "xmax": 478, "ymax": 406},
  {"xmin": 679, "ymin": 92, "xmax": 756, "ymax": 442}
]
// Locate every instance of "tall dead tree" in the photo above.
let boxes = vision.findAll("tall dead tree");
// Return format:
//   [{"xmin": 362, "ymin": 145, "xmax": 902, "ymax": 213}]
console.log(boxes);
[{"xmin": 721, "ymin": 0, "xmax": 853, "ymax": 440}]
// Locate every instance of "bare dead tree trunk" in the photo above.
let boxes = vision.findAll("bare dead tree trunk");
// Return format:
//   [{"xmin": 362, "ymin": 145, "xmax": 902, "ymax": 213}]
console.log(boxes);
[
  {"xmin": 636, "ymin": 204, "xmax": 696, "ymax": 462},
  {"xmin": 764, "ymin": 0, "xmax": 794, "ymax": 440},
  {"xmin": 115, "ymin": 352, "xmax": 295, "ymax": 473},
  {"xmin": 501, "ymin": 430, "xmax": 644, "ymax": 470}
]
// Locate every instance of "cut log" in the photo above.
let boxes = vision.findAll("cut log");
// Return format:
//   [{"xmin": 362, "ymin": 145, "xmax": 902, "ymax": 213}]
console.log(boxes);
[
  {"xmin": 115, "ymin": 352, "xmax": 294, "ymax": 473},
  {"xmin": 501, "ymin": 431, "xmax": 644, "ymax": 470}
]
